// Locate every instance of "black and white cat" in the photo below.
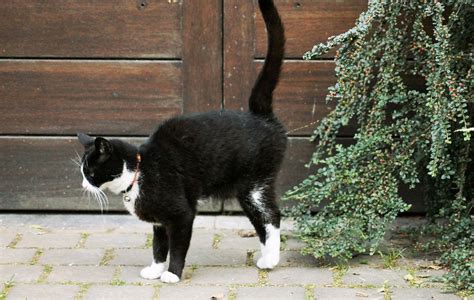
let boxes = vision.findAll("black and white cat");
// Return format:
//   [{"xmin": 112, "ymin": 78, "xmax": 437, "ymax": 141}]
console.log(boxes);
[{"xmin": 78, "ymin": 0, "xmax": 286, "ymax": 283}]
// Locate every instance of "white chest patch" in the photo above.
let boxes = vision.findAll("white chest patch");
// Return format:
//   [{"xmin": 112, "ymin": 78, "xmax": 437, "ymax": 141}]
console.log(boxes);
[
  {"xmin": 122, "ymin": 182, "xmax": 140, "ymax": 217},
  {"xmin": 99, "ymin": 163, "xmax": 141, "ymax": 217}
]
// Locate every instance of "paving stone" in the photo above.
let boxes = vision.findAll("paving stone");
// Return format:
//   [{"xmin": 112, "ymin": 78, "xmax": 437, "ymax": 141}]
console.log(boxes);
[
  {"xmin": 190, "ymin": 267, "xmax": 258, "ymax": 284},
  {"xmin": 0, "ymin": 265, "xmax": 43, "ymax": 283},
  {"xmin": 0, "ymin": 248, "xmax": 36, "ymax": 264},
  {"xmin": 215, "ymin": 216, "xmax": 254, "ymax": 230},
  {"xmin": 283, "ymin": 235, "xmax": 305, "ymax": 250},
  {"xmin": 84, "ymin": 233, "xmax": 147, "ymax": 248},
  {"xmin": 110, "ymin": 249, "xmax": 151, "ymax": 266},
  {"xmin": 391, "ymin": 288, "xmax": 461, "ymax": 300},
  {"xmin": 39, "ymin": 249, "xmax": 105, "ymax": 265},
  {"xmin": 16, "ymin": 232, "xmax": 81, "ymax": 248},
  {"xmin": 267, "ymin": 267, "xmax": 333, "ymax": 285},
  {"xmin": 160, "ymin": 286, "xmax": 229, "ymax": 300},
  {"xmin": 186, "ymin": 248, "xmax": 247, "ymax": 266},
  {"xmin": 47, "ymin": 265, "xmax": 115, "ymax": 283},
  {"xmin": 0, "ymin": 232, "xmax": 17, "ymax": 248},
  {"xmin": 314, "ymin": 287, "xmax": 385, "ymax": 300},
  {"xmin": 7, "ymin": 284, "xmax": 80, "ymax": 300},
  {"xmin": 83, "ymin": 285, "xmax": 155, "ymax": 300},
  {"xmin": 0, "ymin": 214, "xmax": 120, "ymax": 230},
  {"xmin": 190, "ymin": 230, "xmax": 217, "ymax": 249},
  {"xmin": 218, "ymin": 231, "xmax": 260, "ymax": 250},
  {"xmin": 113, "ymin": 221, "xmax": 151, "ymax": 234},
  {"xmin": 343, "ymin": 266, "xmax": 408, "ymax": 287},
  {"xmin": 193, "ymin": 216, "xmax": 216, "ymax": 229},
  {"xmin": 236, "ymin": 286, "xmax": 305, "ymax": 300}
]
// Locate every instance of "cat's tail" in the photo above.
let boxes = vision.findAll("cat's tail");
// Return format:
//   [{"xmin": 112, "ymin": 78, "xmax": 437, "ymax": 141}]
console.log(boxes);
[{"xmin": 248, "ymin": 0, "xmax": 285, "ymax": 116}]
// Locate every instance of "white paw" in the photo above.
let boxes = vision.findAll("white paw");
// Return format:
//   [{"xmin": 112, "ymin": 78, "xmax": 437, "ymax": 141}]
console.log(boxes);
[
  {"xmin": 256, "ymin": 224, "xmax": 281, "ymax": 270},
  {"xmin": 257, "ymin": 255, "xmax": 279, "ymax": 269},
  {"xmin": 160, "ymin": 271, "xmax": 180, "ymax": 283},
  {"xmin": 140, "ymin": 262, "xmax": 165, "ymax": 280}
]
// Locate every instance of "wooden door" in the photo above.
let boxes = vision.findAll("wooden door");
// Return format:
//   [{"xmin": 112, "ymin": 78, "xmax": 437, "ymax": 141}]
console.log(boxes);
[
  {"xmin": 2, "ymin": 1, "xmax": 420, "ymax": 213},
  {"xmin": 221, "ymin": 0, "xmax": 380, "ymax": 211},
  {"xmin": 0, "ymin": 0, "xmax": 223, "ymax": 211}
]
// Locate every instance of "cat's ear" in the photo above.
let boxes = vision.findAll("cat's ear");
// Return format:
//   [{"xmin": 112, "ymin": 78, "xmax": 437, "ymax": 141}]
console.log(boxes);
[
  {"xmin": 77, "ymin": 132, "xmax": 94, "ymax": 148},
  {"xmin": 95, "ymin": 137, "xmax": 113, "ymax": 156}
]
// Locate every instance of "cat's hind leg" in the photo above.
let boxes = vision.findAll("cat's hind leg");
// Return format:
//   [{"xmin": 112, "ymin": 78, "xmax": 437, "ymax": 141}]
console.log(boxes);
[
  {"xmin": 238, "ymin": 183, "xmax": 281, "ymax": 269},
  {"xmin": 140, "ymin": 225, "xmax": 168, "ymax": 279}
]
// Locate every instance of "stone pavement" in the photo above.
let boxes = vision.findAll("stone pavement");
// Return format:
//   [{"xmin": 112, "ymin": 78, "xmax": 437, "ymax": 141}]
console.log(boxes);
[{"xmin": 0, "ymin": 214, "xmax": 468, "ymax": 300}]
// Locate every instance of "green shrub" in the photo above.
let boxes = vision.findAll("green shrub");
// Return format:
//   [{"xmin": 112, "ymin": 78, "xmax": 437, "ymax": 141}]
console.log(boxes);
[{"xmin": 284, "ymin": 0, "xmax": 473, "ymax": 293}]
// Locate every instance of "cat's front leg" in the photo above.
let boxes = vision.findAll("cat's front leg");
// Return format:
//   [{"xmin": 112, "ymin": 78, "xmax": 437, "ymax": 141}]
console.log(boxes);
[
  {"xmin": 160, "ymin": 215, "xmax": 194, "ymax": 283},
  {"xmin": 141, "ymin": 225, "xmax": 169, "ymax": 279}
]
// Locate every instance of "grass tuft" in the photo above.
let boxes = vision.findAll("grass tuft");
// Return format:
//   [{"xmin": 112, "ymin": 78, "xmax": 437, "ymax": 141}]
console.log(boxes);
[
  {"xmin": 332, "ymin": 263, "xmax": 348, "ymax": 287},
  {"xmin": 37, "ymin": 265, "xmax": 53, "ymax": 283},
  {"xmin": 7, "ymin": 234, "xmax": 22, "ymax": 249},
  {"xmin": 75, "ymin": 233, "xmax": 90, "ymax": 249},
  {"xmin": 212, "ymin": 234, "xmax": 222, "ymax": 249},
  {"xmin": 379, "ymin": 248, "xmax": 405, "ymax": 269},
  {"xmin": 100, "ymin": 249, "xmax": 115, "ymax": 266},
  {"xmin": 30, "ymin": 248, "xmax": 44, "ymax": 265},
  {"xmin": 0, "ymin": 276, "xmax": 15, "ymax": 300}
]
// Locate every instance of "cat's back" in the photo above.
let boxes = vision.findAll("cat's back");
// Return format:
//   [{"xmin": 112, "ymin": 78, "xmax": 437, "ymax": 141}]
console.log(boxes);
[
  {"xmin": 149, "ymin": 110, "xmax": 286, "ymax": 148},
  {"xmin": 142, "ymin": 110, "xmax": 286, "ymax": 171}
]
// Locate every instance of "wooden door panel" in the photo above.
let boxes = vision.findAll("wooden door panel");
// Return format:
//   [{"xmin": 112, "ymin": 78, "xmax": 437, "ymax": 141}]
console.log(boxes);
[
  {"xmin": 0, "ymin": 0, "xmax": 182, "ymax": 58},
  {"xmin": 224, "ymin": 0, "xmax": 365, "ymax": 135},
  {"xmin": 255, "ymin": 0, "xmax": 368, "ymax": 58},
  {"xmin": 0, "ymin": 60, "xmax": 183, "ymax": 135},
  {"xmin": 182, "ymin": 0, "xmax": 223, "ymax": 113},
  {"xmin": 260, "ymin": 61, "xmax": 342, "ymax": 136}
]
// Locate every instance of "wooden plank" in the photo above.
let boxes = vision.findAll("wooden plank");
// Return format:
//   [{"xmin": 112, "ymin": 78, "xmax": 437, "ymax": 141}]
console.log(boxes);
[
  {"xmin": 0, "ymin": 0, "xmax": 182, "ymax": 58},
  {"xmin": 0, "ymin": 137, "xmax": 221, "ymax": 212},
  {"xmin": 182, "ymin": 0, "xmax": 222, "ymax": 113},
  {"xmin": 0, "ymin": 60, "xmax": 183, "ymax": 135},
  {"xmin": 0, "ymin": 137, "xmax": 424, "ymax": 212},
  {"xmin": 266, "ymin": 61, "xmax": 338, "ymax": 136},
  {"xmin": 0, "ymin": 137, "xmax": 104, "ymax": 211},
  {"xmin": 223, "ymin": 0, "xmax": 256, "ymax": 112},
  {"xmin": 255, "ymin": 0, "xmax": 368, "ymax": 58}
]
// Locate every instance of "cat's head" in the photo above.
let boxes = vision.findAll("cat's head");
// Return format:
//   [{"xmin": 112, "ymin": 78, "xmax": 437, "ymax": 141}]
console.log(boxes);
[{"xmin": 77, "ymin": 133, "xmax": 137, "ymax": 197}]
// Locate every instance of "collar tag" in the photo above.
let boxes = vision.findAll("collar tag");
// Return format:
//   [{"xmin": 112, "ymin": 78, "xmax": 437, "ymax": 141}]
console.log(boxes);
[{"xmin": 123, "ymin": 194, "xmax": 131, "ymax": 202}]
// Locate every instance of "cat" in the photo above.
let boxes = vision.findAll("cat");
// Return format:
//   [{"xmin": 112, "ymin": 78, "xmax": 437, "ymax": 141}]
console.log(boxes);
[{"xmin": 78, "ymin": 0, "xmax": 285, "ymax": 283}]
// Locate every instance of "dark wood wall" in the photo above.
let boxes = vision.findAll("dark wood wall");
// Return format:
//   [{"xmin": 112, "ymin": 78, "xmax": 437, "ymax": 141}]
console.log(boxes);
[{"xmin": 0, "ymin": 0, "xmax": 424, "ymax": 212}]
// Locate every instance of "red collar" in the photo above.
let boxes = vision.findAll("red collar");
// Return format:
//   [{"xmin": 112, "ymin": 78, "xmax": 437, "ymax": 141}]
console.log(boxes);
[{"xmin": 123, "ymin": 153, "xmax": 141, "ymax": 194}]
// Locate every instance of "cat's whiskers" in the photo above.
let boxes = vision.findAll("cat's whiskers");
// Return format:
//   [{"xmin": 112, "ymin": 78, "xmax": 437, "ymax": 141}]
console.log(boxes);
[
  {"xmin": 82, "ymin": 184, "xmax": 109, "ymax": 213},
  {"xmin": 97, "ymin": 189, "xmax": 109, "ymax": 211},
  {"xmin": 74, "ymin": 149, "xmax": 82, "ymax": 161},
  {"xmin": 71, "ymin": 157, "xmax": 81, "ymax": 167}
]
